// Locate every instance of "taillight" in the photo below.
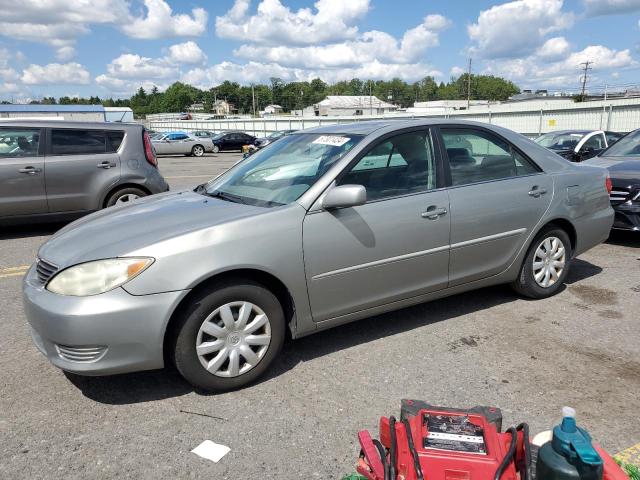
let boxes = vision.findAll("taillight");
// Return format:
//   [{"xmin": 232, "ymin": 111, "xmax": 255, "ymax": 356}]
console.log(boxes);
[
  {"xmin": 143, "ymin": 130, "xmax": 157, "ymax": 167},
  {"xmin": 605, "ymin": 175, "xmax": 612, "ymax": 194}
]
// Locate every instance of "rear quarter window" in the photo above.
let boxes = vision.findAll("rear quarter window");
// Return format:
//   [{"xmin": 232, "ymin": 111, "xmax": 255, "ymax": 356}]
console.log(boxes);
[{"xmin": 106, "ymin": 131, "xmax": 125, "ymax": 153}]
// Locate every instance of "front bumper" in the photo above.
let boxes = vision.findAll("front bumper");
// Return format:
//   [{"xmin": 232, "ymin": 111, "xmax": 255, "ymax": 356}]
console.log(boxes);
[
  {"xmin": 612, "ymin": 202, "xmax": 640, "ymax": 231},
  {"xmin": 23, "ymin": 264, "xmax": 188, "ymax": 376}
]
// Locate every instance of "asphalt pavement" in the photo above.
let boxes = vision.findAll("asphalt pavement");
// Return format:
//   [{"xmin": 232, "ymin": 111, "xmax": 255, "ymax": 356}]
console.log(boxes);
[{"xmin": 1, "ymin": 153, "xmax": 639, "ymax": 479}]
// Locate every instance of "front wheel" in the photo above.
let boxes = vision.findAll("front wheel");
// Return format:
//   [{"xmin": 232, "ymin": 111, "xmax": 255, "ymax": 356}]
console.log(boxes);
[
  {"xmin": 191, "ymin": 144, "xmax": 205, "ymax": 157},
  {"xmin": 212, "ymin": 144, "xmax": 220, "ymax": 154},
  {"xmin": 511, "ymin": 226, "xmax": 572, "ymax": 299},
  {"xmin": 171, "ymin": 281, "xmax": 285, "ymax": 392}
]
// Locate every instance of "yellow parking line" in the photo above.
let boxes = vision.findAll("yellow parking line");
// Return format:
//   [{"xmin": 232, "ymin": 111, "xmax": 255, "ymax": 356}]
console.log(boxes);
[
  {"xmin": 616, "ymin": 441, "xmax": 640, "ymax": 466},
  {"xmin": 0, "ymin": 265, "xmax": 29, "ymax": 279}
]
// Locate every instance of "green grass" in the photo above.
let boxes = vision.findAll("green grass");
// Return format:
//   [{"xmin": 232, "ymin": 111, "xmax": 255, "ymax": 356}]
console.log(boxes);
[{"xmin": 615, "ymin": 458, "xmax": 640, "ymax": 480}]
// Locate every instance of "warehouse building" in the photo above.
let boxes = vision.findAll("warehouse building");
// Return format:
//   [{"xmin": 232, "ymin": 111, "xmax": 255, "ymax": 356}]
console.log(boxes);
[
  {"xmin": 303, "ymin": 95, "xmax": 398, "ymax": 116},
  {"xmin": 0, "ymin": 104, "xmax": 109, "ymax": 121}
]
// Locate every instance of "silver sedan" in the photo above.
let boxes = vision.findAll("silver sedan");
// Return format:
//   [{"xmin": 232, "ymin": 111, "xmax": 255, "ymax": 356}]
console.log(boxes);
[
  {"xmin": 23, "ymin": 119, "xmax": 613, "ymax": 392},
  {"xmin": 151, "ymin": 131, "xmax": 214, "ymax": 156}
]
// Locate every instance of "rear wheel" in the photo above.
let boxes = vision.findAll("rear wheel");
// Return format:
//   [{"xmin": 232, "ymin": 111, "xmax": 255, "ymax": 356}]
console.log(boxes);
[
  {"xmin": 191, "ymin": 144, "xmax": 205, "ymax": 157},
  {"xmin": 104, "ymin": 187, "xmax": 147, "ymax": 208},
  {"xmin": 511, "ymin": 226, "xmax": 572, "ymax": 299},
  {"xmin": 171, "ymin": 281, "xmax": 285, "ymax": 392}
]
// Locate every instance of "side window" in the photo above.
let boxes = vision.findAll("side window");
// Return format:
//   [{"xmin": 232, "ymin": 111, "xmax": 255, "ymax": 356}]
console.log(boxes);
[
  {"xmin": 173, "ymin": 134, "xmax": 188, "ymax": 141},
  {"xmin": 339, "ymin": 130, "xmax": 436, "ymax": 202},
  {"xmin": 106, "ymin": 131, "xmax": 124, "ymax": 153},
  {"xmin": 51, "ymin": 129, "xmax": 106, "ymax": 155},
  {"xmin": 0, "ymin": 128, "xmax": 40, "ymax": 158},
  {"xmin": 605, "ymin": 132, "xmax": 621, "ymax": 145},
  {"xmin": 441, "ymin": 128, "xmax": 538, "ymax": 186},
  {"xmin": 583, "ymin": 133, "xmax": 605, "ymax": 151}
]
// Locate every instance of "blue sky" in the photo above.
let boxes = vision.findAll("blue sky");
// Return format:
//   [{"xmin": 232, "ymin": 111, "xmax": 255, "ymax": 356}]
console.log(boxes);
[{"xmin": 0, "ymin": 0, "xmax": 638, "ymax": 101}]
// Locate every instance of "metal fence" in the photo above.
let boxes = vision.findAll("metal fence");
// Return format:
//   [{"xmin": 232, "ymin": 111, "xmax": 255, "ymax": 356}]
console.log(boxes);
[{"xmin": 146, "ymin": 97, "xmax": 640, "ymax": 138}]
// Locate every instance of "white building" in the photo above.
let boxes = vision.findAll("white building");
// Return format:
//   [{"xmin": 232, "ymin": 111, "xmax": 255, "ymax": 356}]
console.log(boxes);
[
  {"xmin": 261, "ymin": 104, "xmax": 283, "ymax": 116},
  {"xmin": 303, "ymin": 96, "xmax": 398, "ymax": 116}
]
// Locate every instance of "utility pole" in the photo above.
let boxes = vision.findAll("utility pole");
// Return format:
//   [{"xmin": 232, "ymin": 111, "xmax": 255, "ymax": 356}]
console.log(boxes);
[
  {"xmin": 251, "ymin": 84, "xmax": 256, "ymax": 117},
  {"xmin": 466, "ymin": 57, "xmax": 472, "ymax": 110},
  {"xmin": 579, "ymin": 60, "xmax": 593, "ymax": 99},
  {"xmin": 369, "ymin": 80, "xmax": 373, "ymax": 116}
]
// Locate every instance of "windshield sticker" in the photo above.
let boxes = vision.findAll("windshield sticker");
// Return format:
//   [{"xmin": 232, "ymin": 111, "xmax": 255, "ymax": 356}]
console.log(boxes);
[{"xmin": 312, "ymin": 135, "xmax": 350, "ymax": 147}]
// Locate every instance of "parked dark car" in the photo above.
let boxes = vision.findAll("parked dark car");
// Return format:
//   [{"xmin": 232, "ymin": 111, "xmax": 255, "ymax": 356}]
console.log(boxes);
[
  {"xmin": 211, "ymin": 131, "xmax": 256, "ymax": 153},
  {"xmin": 0, "ymin": 121, "xmax": 168, "ymax": 224},
  {"xmin": 254, "ymin": 130, "xmax": 297, "ymax": 149},
  {"xmin": 535, "ymin": 130, "xmax": 622, "ymax": 162},
  {"xmin": 584, "ymin": 128, "xmax": 640, "ymax": 231}
]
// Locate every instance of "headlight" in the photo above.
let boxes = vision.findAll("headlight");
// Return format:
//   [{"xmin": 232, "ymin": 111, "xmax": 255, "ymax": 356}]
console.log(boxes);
[{"xmin": 46, "ymin": 258, "xmax": 154, "ymax": 296}]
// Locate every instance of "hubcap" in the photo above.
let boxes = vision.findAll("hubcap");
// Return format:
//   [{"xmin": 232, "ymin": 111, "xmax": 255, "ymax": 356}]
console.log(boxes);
[
  {"xmin": 195, "ymin": 301, "xmax": 271, "ymax": 378},
  {"xmin": 194, "ymin": 146, "xmax": 204, "ymax": 156},
  {"xmin": 532, "ymin": 236, "xmax": 566, "ymax": 288},
  {"xmin": 115, "ymin": 193, "xmax": 140, "ymax": 205}
]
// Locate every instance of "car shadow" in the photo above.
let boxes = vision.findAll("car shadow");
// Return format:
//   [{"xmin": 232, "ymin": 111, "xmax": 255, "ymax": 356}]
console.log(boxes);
[
  {"xmin": 0, "ymin": 222, "xmax": 68, "ymax": 240},
  {"xmin": 65, "ymin": 257, "xmax": 603, "ymax": 405},
  {"xmin": 606, "ymin": 230, "xmax": 639, "ymax": 248}
]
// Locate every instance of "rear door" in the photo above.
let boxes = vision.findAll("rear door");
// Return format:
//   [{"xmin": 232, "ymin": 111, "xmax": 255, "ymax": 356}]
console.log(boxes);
[
  {"xmin": 45, "ymin": 128, "xmax": 122, "ymax": 212},
  {"xmin": 439, "ymin": 126, "xmax": 553, "ymax": 286},
  {"xmin": 303, "ymin": 128, "xmax": 450, "ymax": 321},
  {"xmin": 0, "ymin": 127, "xmax": 47, "ymax": 216}
]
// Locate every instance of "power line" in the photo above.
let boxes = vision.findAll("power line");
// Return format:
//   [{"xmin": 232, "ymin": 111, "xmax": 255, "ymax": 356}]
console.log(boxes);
[{"xmin": 579, "ymin": 60, "xmax": 593, "ymax": 97}]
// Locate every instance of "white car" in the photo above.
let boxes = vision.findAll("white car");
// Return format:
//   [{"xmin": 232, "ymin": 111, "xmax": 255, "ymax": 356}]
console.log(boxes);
[{"xmin": 152, "ymin": 132, "xmax": 214, "ymax": 157}]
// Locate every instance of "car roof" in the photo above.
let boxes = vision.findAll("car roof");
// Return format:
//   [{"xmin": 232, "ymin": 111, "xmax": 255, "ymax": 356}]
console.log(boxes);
[
  {"xmin": 0, "ymin": 119, "xmax": 141, "ymax": 130},
  {"xmin": 540, "ymin": 130, "xmax": 592, "ymax": 135},
  {"xmin": 296, "ymin": 118, "xmax": 526, "ymax": 136}
]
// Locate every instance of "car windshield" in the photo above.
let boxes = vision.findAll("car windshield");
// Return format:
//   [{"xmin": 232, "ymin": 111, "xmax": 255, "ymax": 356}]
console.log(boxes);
[
  {"xmin": 535, "ymin": 132, "xmax": 586, "ymax": 150},
  {"xmin": 600, "ymin": 129, "xmax": 640, "ymax": 157},
  {"xmin": 202, "ymin": 133, "xmax": 363, "ymax": 207},
  {"xmin": 211, "ymin": 133, "xmax": 225, "ymax": 140},
  {"xmin": 267, "ymin": 131, "xmax": 284, "ymax": 139}
]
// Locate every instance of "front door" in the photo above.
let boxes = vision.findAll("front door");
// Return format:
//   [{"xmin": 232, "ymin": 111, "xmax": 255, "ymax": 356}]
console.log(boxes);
[
  {"xmin": 45, "ymin": 128, "xmax": 121, "ymax": 212},
  {"xmin": 0, "ymin": 127, "xmax": 47, "ymax": 216},
  {"xmin": 303, "ymin": 129, "xmax": 450, "ymax": 321},
  {"xmin": 439, "ymin": 127, "xmax": 553, "ymax": 286}
]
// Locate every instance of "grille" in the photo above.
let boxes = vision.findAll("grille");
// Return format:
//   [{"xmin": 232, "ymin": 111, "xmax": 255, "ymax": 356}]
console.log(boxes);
[
  {"xmin": 55, "ymin": 344, "xmax": 107, "ymax": 363},
  {"xmin": 35, "ymin": 258, "xmax": 59, "ymax": 285}
]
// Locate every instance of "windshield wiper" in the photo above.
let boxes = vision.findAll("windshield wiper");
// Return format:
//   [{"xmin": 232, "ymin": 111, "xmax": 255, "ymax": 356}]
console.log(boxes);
[{"xmin": 205, "ymin": 190, "xmax": 247, "ymax": 204}]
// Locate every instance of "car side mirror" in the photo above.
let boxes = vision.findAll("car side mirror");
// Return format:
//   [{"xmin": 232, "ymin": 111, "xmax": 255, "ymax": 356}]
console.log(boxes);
[{"xmin": 321, "ymin": 184, "xmax": 366, "ymax": 209}]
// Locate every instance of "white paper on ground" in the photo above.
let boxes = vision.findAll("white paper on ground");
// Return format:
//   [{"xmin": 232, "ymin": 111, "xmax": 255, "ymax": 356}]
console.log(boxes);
[{"xmin": 191, "ymin": 440, "xmax": 231, "ymax": 463}]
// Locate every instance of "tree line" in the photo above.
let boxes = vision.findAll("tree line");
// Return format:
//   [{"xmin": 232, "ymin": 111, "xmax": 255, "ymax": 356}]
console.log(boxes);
[{"xmin": 23, "ymin": 74, "xmax": 520, "ymax": 117}]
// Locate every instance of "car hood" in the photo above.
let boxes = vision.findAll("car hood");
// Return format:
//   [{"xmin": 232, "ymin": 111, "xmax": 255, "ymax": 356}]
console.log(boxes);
[{"xmin": 38, "ymin": 191, "xmax": 267, "ymax": 268}]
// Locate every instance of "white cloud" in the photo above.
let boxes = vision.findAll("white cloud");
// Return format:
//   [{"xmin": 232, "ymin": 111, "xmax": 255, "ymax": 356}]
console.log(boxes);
[
  {"xmin": 0, "ymin": 0, "xmax": 208, "ymax": 60},
  {"xmin": 167, "ymin": 41, "xmax": 207, "ymax": 64},
  {"xmin": 468, "ymin": 0, "xmax": 574, "ymax": 59},
  {"xmin": 450, "ymin": 66, "xmax": 466, "ymax": 77},
  {"xmin": 583, "ymin": 0, "xmax": 640, "ymax": 16},
  {"xmin": 121, "ymin": 0, "xmax": 207, "ymax": 39},
  {"xmin": 536, "ymin": 37, "xmax": 571, "ymax": 61},
  {"xmin": 21, "ymin": 62, "xmax": 91, "ymax": 85},
  {"xmin": 234, "ymin": 15, "xmax": 450, "ymax": 68},
  {"xmin": 216, "ymin": 0, "xmax": 370, "ymax": 45},
  {"xmin": 101, "ymin": 54, "xmax": 177, "ymax": 80},
  {"xmin": 482, "ymin": 44, "xmax": 635, "ymax": 88}
]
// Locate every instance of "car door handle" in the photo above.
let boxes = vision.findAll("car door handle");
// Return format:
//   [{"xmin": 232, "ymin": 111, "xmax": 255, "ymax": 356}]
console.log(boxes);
[
  {"xmin": 97, "ymin": 161, "xmax": 116, "ymax": 169},
  {"xmin": 18, "ymin": 166, "xmax": 42, "ymax": 175},
  {"xmin": 421, "ymin": 206, "xmax": 447, "ymax": 219},
  {"xmin": 528, "ymin": 186, "xmax": 547, "ymax": 198}
]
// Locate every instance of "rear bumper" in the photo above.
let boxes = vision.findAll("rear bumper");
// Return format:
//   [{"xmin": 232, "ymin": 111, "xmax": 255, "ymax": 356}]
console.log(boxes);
[
  {"xmin": 23, "ymin": 264, "xmax": 188, "ymax": 376},
  {"xmin": 612, "ymin": 203, "xmax": 640, "ymax": 231}
]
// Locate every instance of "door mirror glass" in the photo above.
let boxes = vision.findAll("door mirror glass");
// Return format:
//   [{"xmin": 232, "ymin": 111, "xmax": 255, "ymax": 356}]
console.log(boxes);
[{"xmin": 321, "ymin": 184, "xmax": 366, "ymax": 209}]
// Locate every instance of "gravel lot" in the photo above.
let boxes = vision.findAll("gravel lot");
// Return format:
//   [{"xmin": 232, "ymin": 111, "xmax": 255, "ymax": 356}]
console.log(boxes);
[{"xmin": 1, "ymin": 152, "xmax": 639, "ymax": 479}]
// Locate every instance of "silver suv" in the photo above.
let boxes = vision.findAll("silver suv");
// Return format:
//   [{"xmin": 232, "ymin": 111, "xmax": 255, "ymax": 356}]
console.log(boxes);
[{"xmin": 0, "ymin": 120, "xmax": 169, "ymax": 224}]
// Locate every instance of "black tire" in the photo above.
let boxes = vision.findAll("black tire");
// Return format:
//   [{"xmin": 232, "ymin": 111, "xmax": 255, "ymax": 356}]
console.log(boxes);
[
  {"xmin": 511, "ymin": 225, "xmax": 572, "ymax": 299},
  {"xmin": 170, "ymin": 280, "xmax": 285, "ymax": 392},
  {"xmin": 104, "ymin": 187, "xmax": 147, "ymax": 208},
  {"xmin": 212, "ymin": 144, "xmax": 220, "ymax": 154},
  {"xmin": 191, "ymin": 144, "xmax": 205, "ymax": 157}
]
